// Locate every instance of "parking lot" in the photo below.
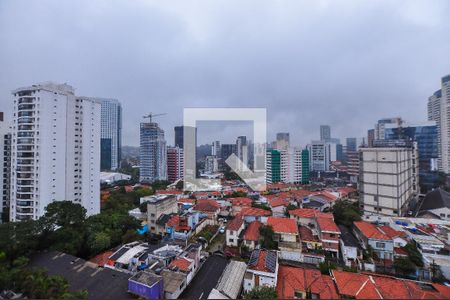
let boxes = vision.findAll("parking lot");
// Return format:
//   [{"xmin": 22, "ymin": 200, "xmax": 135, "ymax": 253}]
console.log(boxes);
[{"xmin": 180, "ymin": 254, "xmax": 228, "ymax": 299}]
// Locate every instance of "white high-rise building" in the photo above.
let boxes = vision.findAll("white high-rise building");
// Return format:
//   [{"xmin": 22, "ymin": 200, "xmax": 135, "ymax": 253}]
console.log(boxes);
[
  {"xmin": 428, "ymin": 75, "xmax": 450, "ymax": 173},
  {"xmin": 99, "ymin": 98, "xmax": 122, "ymax": 171},
  {"xmin": 140, "ymin": 122, "xmax": 167, "ymax": 183},
  {"xmin": 0, "ymin": 113, "xmax": 11, "ymax": 221},
  {"xmin": 266, "ymin": 148, "xmax": 306, "ymax": 184},
  {"xmin": 211, "ymin": 141, "xmax": 221, "ymax": 158},
  {"xmin": 359, "ymin": 142, "xmax": 419, "ymax": 217},
  {"xmin": 10, "ymin": 82, "xmax": 101, "ymax": 221},
  {"xmin": 307, "ymin": 141, "xmax": 331, "ymax": 172}
]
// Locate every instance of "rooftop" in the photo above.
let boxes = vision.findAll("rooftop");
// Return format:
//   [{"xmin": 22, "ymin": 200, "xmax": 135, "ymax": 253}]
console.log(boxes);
[
  {"xmin": 227, "ymin": 215, "xmax": 244, "ymax": 231},
  {"xmin": 29, "ymin": 251, "xmax": 133, "ymax": 300},
  {"xmin": 317, "ymin": 217, "xmax": 340, "ymax": 233},
  {"xmin": 129, "ymin": 271, "xmax": 162, "ymax": 288},
  {"xmin": 193, "ymin": 200, "xmax": 220, "ymax": 212},
  {"xmin": 240, "ymin": 206, "xmax": 272, "ymax": 217},
  {"xmin": 277, "ymin": 266, "xmax": 339, "ymax": 299},
  {"xmin": 338, "ymin": 225, "xmax": 359, "ymax": 247},
  {"xmin": 244, "ymin": 221, "xmax": 261, "ymax": 241},
  {"xmin": 267, "ymin": 217, "xmax": 298, "ymax": 235},
  {"xmin": 354, "ymin": 221, "xmax": 390, "ymax": 241},
  {"xmin": 215, "ymin": 260, "xmax": 247, "ymax": 299},
  {"xmin": 248, "ymin": 249, "xmax": 278, "ymax": 273}
]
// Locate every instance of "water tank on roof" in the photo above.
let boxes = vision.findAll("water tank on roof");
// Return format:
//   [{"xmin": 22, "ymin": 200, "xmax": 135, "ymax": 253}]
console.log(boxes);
[
  {"xmin": 395, "ymin": 221, "xmax": 402, "ymax": 225},
  {"xmin": 402, "ymin": 222, "xmax": 408, "ymax": 226}
]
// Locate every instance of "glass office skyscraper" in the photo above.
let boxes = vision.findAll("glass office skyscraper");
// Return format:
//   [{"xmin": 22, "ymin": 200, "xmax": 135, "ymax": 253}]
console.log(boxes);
[{"xmin": 384, "ymin": 121, "xmax": 439, "ymax": 192}]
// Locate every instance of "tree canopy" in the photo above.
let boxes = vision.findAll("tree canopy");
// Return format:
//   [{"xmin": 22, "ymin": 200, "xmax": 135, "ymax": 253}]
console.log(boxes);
[
  {"xmin": 332, "ymin": 200, "xmax": 361, "ymax": 227},
  {"xmin": 244, "ymin": 286, "xmax": 278, "ymax": 299}
]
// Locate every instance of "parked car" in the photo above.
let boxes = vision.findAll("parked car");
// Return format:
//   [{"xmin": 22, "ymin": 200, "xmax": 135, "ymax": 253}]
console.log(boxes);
[{"xmin": 219, "ymin": 226, "xmax": 225, "ymax": 234}]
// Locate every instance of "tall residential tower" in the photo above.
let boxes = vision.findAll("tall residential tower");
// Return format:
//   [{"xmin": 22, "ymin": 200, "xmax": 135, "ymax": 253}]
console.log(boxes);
[
  {"xmin": 10, "ymin": 82, "xmax": 101, "ymax": 221},
  {"xmin": 140, "ymin": 121, "xmax": 167, "ymax": 182}
]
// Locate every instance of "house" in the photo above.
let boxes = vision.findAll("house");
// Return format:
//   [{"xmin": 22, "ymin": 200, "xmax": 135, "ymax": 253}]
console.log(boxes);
[
  {"xmin": 316, "ymin": 217, "xmax": 341, "ymax": 258},
  {"xmin": 267, "ymin": 217, "xmax": 301, "ymax": 261},
  {"xmin": 332, "ymin": 269, "xmax": 450, "ymax": 299},
  {"xmin": 379, "ymin": 225, "xmax": 408, "ymax": 248},
  {"xmin": 417, "ymin": 188, "xmax": 450, "ymax": 220},
  {"xmin": 240, "ymin": 207, "xmax": 271, "ymax": 223},
  {"xmin": 168, "ymin": 257, "xmax": 195, "ymax": 284},
  {"xmin": 226, "ymin": 215, "xmax": 245, "ymax": 247},
  {"xmin": 243, "ymin": 221, "xmax": 261, "ymax": 250},
  {"xmin": 243, "ymin": 249, "xmax": 279, "ymax": 293},
  {"xmin": 353, "ymin": 221, "xmax": 394, "ymax": 261},
  {"xmin": 128, "ymin": 271, "xmax": 164, "ymax": 300},
  {"xmin": 161, "ymin": 269, "xmax": 187, "ymax": 299},
  {"xmin": 145, "ymin": 195, "xmax": 178, "ymax": 235},
  {"xmin": 289, "ymin": 208, "xmax": 332, "ymax": 226},
  {"xmin": 267, "ymin": 196, "xmax": 289, "ymax": 217},
  {"xmin": 208, "ymin": 260, "xmax": 247, "ymax": 299},
  {"xmin": 298, "ymin": 225, "xmax": 325, "ymax": 265},
  {"xmin": 193, "ymin": 200, "xmax": 221, "ymax": 224},
  {"xmin": 228, "ymin": 197, "xmax": 252, "ymax": 216},
  {"xmin": 338, "ymin": 225, "xmax": 361, "ymax": 268},
  {"xmin": 276, "ymin": 266, "xmax": 339, "ymax": 299}
]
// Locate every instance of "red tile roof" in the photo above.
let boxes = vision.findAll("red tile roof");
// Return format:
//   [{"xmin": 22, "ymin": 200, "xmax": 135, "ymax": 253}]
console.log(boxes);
[
  {"xmin": 379, "ymin": 225, "xmax": 407, "ymax": 239},
  {"xmin": 354, "ymin": 221, "xmax": 391, "ymax": 241},
  {"xmin": 166, "ymin": 215, "xmax": 191, "ymax": 232},
  {"xmin": 227, "ymin": 215, "xmax": 244, "ymax": 231},
  {"xmin": 193, "ymin": 200, "xmax": 220, "ymax": 212},
  {"xmin": 168, "ymin": 257, "xmax": 192, "ymax": 272},
  {"xmin": 394, "ymin": 247, "xmax": 408, "ymax": 256},
  {"xmin": 89, "ymin": 250, "xmax": 114, "ymax": 266},
  {"xmin": 317, "ymin": 217, "xmax": 340, "ymax": 234},
  {"xmin": 240, "ymin": 207, "xmax": 272, "ymax": 217},
  {"xmin": 289, "ymin": 189, "xmax": 312, "ymax": 198},
  {"xmin": 289, "ymin": 208, "xmax": 333, "ymax": 219},
  {"xmin": 277, "ymin": 266, "xmax": 339, "ymax": 299},
  {"xmin": 228, "ymin": 197, "xmax": 252, "ymax": 207},
  {"xmin": 333, "ymin": 270, "xmax": 449, "ymax": 299},
  {"xmin": 267, "ymin": 197, "xmax": 288, "ymax": 208},
  {"xmin": 244, "ymin": 221, "xmax": 261, "ymax": 241},
  {"xmin": 311, "ymin": 191, "xmax": 339, "ymax": 202},
  {"xmin": 267, "ymin": 217, "xmax": 298, "ymax": 235}
]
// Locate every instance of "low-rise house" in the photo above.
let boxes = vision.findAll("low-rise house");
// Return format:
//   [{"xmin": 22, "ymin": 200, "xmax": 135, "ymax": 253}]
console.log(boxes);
[
  {"xmin": 243, "ymin": 221, "xmax": 261, "ymax": 250},
  {"xmin": 241, "ymin": 207, "xmax": 271, "ymax": 223},
  {"xmin": 417, "ymin": 188, "xmax": 450, "ymax": 220},
  {"xmin": 145, "ymin": 195, "xmax": 178, "ymax": 235},
  {"xmin": 228, "ymin": 197, "xmax": 252, "ymax": 216},
  {"xmin": 243, "ymin": 249, "xmax": 279, "ymax": 293},
  {"xmin": 353, "ymin": 221, "xmax": 394, "ymax": 261},
  {"xmin": 332, "ymin": 269, "xmax": 450, "ymax": 299},
  {"xmin": 316, "ymin": 217, "xmax": 341, "ymax": 258},
  {"xmin": 276, "ymin": 266, "xmax": 339, "ymax": 299},
  {"xmin": 267, "ymin": 217, "xmax": 301, "ymax": 262},
  {"xmin": 161, "ymin": 269, "xmax": 187, "ymax": 299},
  {"xmin": 226, "ymin": 215, "xmax": 245, "ymax": 247},
  {"xmin": 338, "ymin": 225, "xmax": 361, "ymax": 268},
  {"xmin": 208, "ymin": 260, "xmax": 247, "ymax": 299},
  {"xmin": 289, "ymin": 208, "xmax": 332, "ymax": 226},
  {"xmin": 168, "ymin": 257, "xmax": 195, "ymax": 284},
  {"xmin": 298, "ymin": 225, "xmax": 325, "ymax": 265},
  {"xmin": 128, "ymin": 271, "xmax": 164, "ymax": 300},
  {"xmin": 267, "ymin": 196, "xmax": 288, "ymax": 217},
  {"xmin": 193, "ymin": 200, "xmax": 221, "ymax": 225}
]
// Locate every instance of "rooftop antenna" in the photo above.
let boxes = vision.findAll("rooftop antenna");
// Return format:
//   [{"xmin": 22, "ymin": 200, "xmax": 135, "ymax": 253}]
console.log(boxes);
[{"xmin": 143, "ymin": 112, "xmax": 167, "ymax": 123}]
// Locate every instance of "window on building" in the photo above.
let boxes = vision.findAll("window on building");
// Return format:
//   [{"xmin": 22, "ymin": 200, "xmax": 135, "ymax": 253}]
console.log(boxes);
[{"xmin": 376, "ymin": 242, "xmax": 385, "ymax": 249}]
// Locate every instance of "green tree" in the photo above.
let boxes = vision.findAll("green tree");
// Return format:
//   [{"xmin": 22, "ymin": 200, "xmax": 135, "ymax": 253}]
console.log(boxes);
[
  {"xmin": 176, "ymin": 180, "xmax": 184, "ymax": 190},
  {"xmin": 91, "ymin": 232, "xmax": 111, "ymax": 254},
  {"xmin": 244, "ymin": 286, "xmax": 277, "ymax": 299},
  {"xmin": 332, "ymin": 200, "xmax": 361, "ymax": 227},
  {"xmin": 259, "ymin": 225, "xmax": 277, "ymax": 250},
  {"xmin": 319, "ymin": 261, "xmax": 337, "ymax": 275},
  {"xmin": 394, "ymin": 257, "xmax": 416, "ymax": 275},
  {"xmin": 402, "ymin": 243, "xmax": 423, "ymax": 267}
]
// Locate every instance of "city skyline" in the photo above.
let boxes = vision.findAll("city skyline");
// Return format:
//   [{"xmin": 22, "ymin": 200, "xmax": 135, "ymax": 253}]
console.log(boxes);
[{"xmin": 1, "ymin": 1, "xmax": 450, "ymax": 146}]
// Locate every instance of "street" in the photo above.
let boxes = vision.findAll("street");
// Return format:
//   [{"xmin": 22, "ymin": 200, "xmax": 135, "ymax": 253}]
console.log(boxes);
[{"xmin": 180, "ymin": 254, "xmax": 228, "ymax": 299}]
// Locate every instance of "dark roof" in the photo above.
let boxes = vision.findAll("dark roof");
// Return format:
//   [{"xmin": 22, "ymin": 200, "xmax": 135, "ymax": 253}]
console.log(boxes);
[
  {"xmin": 129, "ymin": 271, "xmax": 162, "ymax": 288},
  {"xmin": 156, "ymin": 213, "xmax": 174, "ymax": 226},
  {"xmin": 29, "ymin": 251, "xmax": 133, "ymax": 300},
  {"xmin": 419, "ymin": 188, "xmax": 450, "ymax": 212},
  {"xmin": 338, "ymin": 225, "xmax": 359, "ymax": 247}
]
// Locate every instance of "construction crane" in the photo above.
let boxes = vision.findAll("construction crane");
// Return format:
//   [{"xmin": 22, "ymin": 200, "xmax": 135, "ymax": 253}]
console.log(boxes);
[{"xmin": 143, "ymin": 112, "xmax": 167, "ymax": 123}]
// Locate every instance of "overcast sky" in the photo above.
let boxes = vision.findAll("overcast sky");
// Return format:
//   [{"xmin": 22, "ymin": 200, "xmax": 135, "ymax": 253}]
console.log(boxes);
[{"xmin": 1, "ymin": 0, "xmax": 450, "ymax": 146}]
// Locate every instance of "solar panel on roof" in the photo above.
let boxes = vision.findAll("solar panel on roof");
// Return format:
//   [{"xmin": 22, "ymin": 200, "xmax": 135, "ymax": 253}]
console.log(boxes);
[
  {"xmin": 248, "ymin": 249, "xmax": 260, "ymax": 266},
  {"xmin": 265, "ymin": 251, "xmax": 277, "ymax": 273}
]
